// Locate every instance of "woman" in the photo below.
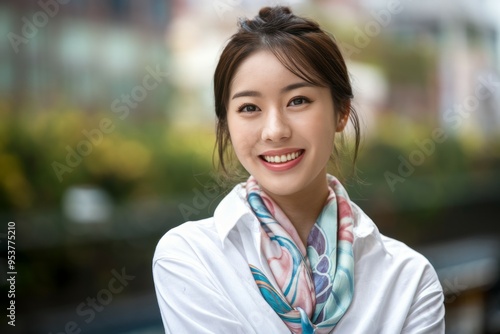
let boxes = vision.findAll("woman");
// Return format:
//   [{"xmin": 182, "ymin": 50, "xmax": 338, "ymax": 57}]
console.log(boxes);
[{"xmin": 153, "ymin": 6, "xmax": 445, "ymax": 333}]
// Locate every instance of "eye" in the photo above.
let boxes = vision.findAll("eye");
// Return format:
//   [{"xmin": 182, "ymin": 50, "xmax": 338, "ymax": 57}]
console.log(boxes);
[
  {"xmin": 238, "ymin": 104, "xmax": 260, "ymax": 113},
  {"xmin": 288, "ymin": 97, "xmax": 310, "ymax": 106}
]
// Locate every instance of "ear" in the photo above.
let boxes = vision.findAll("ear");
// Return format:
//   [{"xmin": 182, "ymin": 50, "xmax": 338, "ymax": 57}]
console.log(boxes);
[{"xmin": 336, "ymin": 106, "xmax": 350, "ymax": 132}]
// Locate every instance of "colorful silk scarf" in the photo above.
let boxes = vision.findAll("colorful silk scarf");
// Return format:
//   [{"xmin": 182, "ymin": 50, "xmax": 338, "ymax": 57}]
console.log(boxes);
[{"xmin": 246, "ymin": 175, "xmax": 354, "ymax": 334}]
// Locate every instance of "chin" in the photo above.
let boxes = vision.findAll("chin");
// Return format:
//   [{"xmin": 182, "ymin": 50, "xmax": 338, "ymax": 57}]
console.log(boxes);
[{"xmin": 251, "ymin": 171, "xmax": 306, "ymax": 197}]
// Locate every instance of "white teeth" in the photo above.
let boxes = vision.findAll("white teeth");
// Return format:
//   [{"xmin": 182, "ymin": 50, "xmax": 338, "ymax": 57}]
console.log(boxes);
[{"xmin": 262, "ymin": 151, "xmax": 302, "ymax": 164}]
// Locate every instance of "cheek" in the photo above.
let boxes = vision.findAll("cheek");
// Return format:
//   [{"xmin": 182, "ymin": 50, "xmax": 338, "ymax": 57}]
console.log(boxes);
[
  {"xmin": 304, "ymin": 113, "xmax": 336, "ymax": 149},
  {"xmin": 319, "ymin": 125, "xmax": 336, "ymax": 155},
  {"xmin": 228, "ymin": 117, "xmax": 254, "ymax": 156}
]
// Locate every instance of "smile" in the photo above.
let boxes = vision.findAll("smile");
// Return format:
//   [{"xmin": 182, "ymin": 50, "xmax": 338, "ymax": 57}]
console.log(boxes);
[{"xmin": 261, "ymin": 150, "xmax": 304, "ymax": 164}]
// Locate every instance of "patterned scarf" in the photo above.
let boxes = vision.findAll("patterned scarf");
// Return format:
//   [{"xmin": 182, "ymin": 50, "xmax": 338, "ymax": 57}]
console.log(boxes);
[{"xmin": 246, "ymin": 174, "xmax": 354, "ymax": 334}]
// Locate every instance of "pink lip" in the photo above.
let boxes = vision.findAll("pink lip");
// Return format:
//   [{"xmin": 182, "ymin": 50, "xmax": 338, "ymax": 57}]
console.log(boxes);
[{"xmin": 259, "ymin": 149, "xmax": 305, "ymax": 172}]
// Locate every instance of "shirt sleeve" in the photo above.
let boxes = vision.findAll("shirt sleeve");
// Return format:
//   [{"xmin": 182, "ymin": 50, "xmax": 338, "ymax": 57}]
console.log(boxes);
[
  {"xmin": 401, "ymin": 262, "xmax": 445, "ymax": 333},
  {"xmin": 153, "ymin": 254, "xmax": 254, "ymax": 334}
]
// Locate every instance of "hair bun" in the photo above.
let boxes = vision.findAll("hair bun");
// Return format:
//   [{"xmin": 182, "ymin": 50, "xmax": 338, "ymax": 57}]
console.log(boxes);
[{"xmin": 258, "ymin": 6, "xmax": 292, "ymax": 21}]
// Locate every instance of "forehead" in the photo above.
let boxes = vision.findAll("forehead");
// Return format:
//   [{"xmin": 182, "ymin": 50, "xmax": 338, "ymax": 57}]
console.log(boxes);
[
  {"xmin": 230, "ymin": 49, "xmax": 327, "ymax": 92},
  {"xmin": 231, "ymin": 51, "xmax": 297, "ymax": 87}
]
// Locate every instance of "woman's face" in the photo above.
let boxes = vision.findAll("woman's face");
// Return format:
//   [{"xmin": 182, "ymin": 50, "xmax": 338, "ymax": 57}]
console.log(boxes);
[{"xmin": 227, "ymin": 50, "xmax": 345, "ymax": 197}]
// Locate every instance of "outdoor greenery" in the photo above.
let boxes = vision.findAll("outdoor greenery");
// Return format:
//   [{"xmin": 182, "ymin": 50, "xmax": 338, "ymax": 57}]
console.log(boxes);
[{"xmin": 0, "ymin": 106, "xmax": 215, "ymax": 212}]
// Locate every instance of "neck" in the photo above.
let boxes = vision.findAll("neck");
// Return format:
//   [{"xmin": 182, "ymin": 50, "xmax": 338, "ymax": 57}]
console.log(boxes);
[{"xmin": 265, "ymin": 172, "xmax": 329, "ymax": 248}]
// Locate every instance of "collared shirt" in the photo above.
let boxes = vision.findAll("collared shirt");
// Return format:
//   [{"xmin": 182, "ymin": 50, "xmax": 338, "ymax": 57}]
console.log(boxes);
[{"xmin": 153, "ymin": 183, "xmax": 445, "ymax": 333}]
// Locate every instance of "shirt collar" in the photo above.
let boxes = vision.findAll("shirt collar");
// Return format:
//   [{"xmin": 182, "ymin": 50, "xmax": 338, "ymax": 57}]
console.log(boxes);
[
  {"xmin": 351, "ymin": 202, "xmax": 375, "ymax": 238},
  {"xmin": 213, "ymin": 182, "xmax": 385, "ymax": 247},
  {"xmin": 350, "ymin": 201, "xmax": 387, "ymax": 250},
  {"xmin": 214, "ymin": 183, "xmax": 258, "ymax": 243}
]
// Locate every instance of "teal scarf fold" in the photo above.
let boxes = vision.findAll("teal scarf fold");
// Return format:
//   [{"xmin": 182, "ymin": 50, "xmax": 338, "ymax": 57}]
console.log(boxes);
[{"xmin": 246, "ymin": 175, "xmax": 355, "ymax": 334}]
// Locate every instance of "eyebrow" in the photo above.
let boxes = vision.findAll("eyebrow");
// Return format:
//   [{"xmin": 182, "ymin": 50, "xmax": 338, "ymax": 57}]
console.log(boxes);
[{"xmin": 231, "ymin": 82, "xmax": 316, "ymax": 100}]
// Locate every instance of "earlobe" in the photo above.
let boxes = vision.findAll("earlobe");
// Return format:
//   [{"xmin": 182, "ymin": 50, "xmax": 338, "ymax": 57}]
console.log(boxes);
[{"xmin": 336, "ymin": 112, "xmax": 349, "ymax": 132}]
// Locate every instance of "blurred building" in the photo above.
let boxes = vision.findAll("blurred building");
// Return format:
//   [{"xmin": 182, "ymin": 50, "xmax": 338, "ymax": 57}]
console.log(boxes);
[
  {"xmin": 356, "ymin": 0, "xmax": 500, "ymax": 137},
  {"xmin": 1, "ymin": 0, "xmax": 172, "ymax": 117}
]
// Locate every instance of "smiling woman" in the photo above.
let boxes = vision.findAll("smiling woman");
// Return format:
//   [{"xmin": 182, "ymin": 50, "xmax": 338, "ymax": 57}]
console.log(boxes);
[{"xmin": 153, "ymin": 6, "xmax": 445, "ymax": 334}]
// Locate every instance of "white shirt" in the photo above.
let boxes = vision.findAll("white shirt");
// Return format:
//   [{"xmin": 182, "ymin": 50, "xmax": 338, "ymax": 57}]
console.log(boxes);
[{"xmin": 153, "ymin": 183, "xmax": 445, "ymax": 333}]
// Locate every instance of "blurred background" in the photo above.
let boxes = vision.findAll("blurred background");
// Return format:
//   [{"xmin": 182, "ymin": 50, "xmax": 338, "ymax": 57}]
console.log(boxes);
[{"xmin": 0, "ymin": 0, "xmax": 499, "ymax": 333}]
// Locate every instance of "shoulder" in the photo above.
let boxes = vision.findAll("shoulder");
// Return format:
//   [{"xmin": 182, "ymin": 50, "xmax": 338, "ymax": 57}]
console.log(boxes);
[
  {"xmin": 344, "ymin": 203, "xmax": 444, "ymax": 331},
  {"xmin": 351, "ymin": 202, "xmax": 442, "ymax": 292},
  {"xmin": 382, "ymin": 234, "xmax": 441, "ymax": 288},
  {"xmin": 153, "ymin": 218, "xmax": 220, "ymax": 264},
  {"xmin": 153, "ymin": 183, "xmax": 251, "ymax": 267},
  {"xmin": 382, "ymin": 233, "xmax": 433, "ymax": 267}
]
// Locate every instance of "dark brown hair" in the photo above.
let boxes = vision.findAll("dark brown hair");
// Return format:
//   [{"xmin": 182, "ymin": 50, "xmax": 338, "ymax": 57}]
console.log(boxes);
[{"xmin": 213, "ymin": 6, "xmax": 360, "ymax": 179}]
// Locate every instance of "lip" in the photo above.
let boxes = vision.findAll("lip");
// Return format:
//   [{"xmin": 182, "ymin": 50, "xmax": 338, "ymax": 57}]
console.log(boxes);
[{"xmin": 259, "ymin": 149, "xmax": 305, "ymax": 172}]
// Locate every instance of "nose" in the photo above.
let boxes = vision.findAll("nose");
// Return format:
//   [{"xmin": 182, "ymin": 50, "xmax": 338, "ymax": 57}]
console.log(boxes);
[{"xmin": 261, "ymin": 108, "xmax": 291, "ymax": 143}]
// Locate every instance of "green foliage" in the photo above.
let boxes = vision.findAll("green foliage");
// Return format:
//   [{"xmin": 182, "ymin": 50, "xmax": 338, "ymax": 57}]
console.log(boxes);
[
  {"xmin": 353, "ymin": 118, "xmax": 499, "ymax": 209},
  {"xmin": 0, "ymin": 107, "xmax": 215, "ymax": 211}
]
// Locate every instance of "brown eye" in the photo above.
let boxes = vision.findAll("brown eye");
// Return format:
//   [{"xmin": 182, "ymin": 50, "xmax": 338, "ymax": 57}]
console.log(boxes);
[
  {"xmin": 238, "ymin": 104, "xmax": 259, "ymax": 113},
  {"xmin": 289, "ymin": 97, "xmax": 309, "ymax": 106}
]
